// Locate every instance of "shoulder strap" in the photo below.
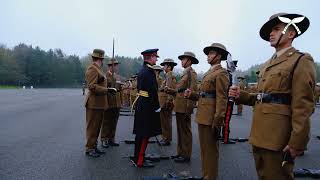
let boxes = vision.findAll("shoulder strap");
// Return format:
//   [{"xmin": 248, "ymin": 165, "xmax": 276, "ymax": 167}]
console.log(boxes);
[{"xmin": 291, "ymin": 53, "xmax": 305, "ymax": 78}]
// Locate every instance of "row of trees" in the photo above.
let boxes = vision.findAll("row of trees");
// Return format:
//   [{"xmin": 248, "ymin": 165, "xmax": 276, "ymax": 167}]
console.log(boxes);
[
  {"xmin": 1, "ymin": 43, "xmax": 319, "ymax": 87},
  {"xmin": 0, "ymin": 44, "xmax": 83, "ymax": 87},
  {"xmin": 0, "ymin": 44, "xmax": 145, "ymax": 87}
]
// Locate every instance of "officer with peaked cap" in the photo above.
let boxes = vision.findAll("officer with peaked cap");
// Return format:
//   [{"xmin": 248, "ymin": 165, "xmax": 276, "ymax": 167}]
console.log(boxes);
[
  {"xmin": 84, "ymin": 49, "xmax": 109, "ymax": 157},
  {"xmin": 158, "ymin": 58, "xmax": 177, "ymax": 146},
  {"xmin": 185, "ymin": 43, "xmax": 230, "ymax": 180},
  {"xmin": 130, "ymin": 49, "xmax": 162, "ymax": 168},
  {"xmin": 100, "ymin": 58, "xmax": 122, "ymax": 147},
  {"xmin": 165, "ymin": 51, "xmax": 198, "ymax": 163},
  {"xmin": 229, "ymin": 13, "xmax": 316, "ymax": 180}
]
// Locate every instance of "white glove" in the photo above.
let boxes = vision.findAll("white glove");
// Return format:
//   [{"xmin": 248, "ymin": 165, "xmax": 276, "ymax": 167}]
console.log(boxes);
[{"xmin": 155, "ymin": 108, "xmax": 161, "ymax": 112}]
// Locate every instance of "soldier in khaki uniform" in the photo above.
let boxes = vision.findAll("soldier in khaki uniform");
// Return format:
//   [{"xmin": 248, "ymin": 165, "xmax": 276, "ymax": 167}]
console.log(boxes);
[
  {"xmin": 130, "ymin": 75, "xmax": 138, "ymax": 107},
  {"xmin": 84, "ymin": 49, "xmax": 109, "ymax": 158},
  {"xmin": 100, "ymin": 58, "xmax": 122, "ymax": 147},
  {"xmin": 236, "ymin": 76, "xmax": 246, "ymax": 115},
  {"xmin": 185, "ymin": 43, "xmax": 230, "ymax": 180},
  {"xmin": 158, "ymin": 59, "xmax": 177, "ymax": 146},
  {"xmin": 152, "ymin": 65, "xmax": 163, "ymax": 89},
  {"xmin": 165, "ymin": 52, "xmax": 198, "ymax": 163},
  {"xmin": 229, "ymin": 13, "xmax": 316, "ymax": 180}
]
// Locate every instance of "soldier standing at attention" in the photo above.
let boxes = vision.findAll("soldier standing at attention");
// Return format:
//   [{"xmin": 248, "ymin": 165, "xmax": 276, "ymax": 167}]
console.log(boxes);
[
  {"xmin": 236, "ymin": 76, "xmax": 246, "ymax": 116},
  {"xmin": 100, "ymin": 58, "xmax": 122, "ymax": 147},
  {"xmin": 185, "ymin": 43, "xmax": 230, "ymax": 180},
  {"xmin": 84, "ymin": 49, "xmax": 109, "ymax": 158},
  {"xmin": 158, "ymin": 59, "xmax": 177, "ymax": 146},
  {"xmin": 131, "ymin": 49, "xmax": 162, "ymax": 168},
  {"xmin": 165, "ymin": 52, "xmax": 198, "ymax": 163},
  {"xmin": 229, "ymin": 13, "xmax": 316, "ymax": 180}
]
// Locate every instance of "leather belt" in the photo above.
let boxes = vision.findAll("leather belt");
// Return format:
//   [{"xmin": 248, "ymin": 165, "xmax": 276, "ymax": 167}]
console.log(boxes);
[
  {"xmin": 199, "ymin": 91, "xmax": 216, "ymax": 98},
  {"xmin": 256, "ymin": 93, "xmax": 291, "ymax": 105}
]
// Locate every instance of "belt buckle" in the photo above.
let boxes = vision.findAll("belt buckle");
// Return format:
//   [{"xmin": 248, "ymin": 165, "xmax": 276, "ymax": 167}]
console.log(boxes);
[{"xmin": 257, "ymin": 93, "xmax": 264, "ymax": 103}]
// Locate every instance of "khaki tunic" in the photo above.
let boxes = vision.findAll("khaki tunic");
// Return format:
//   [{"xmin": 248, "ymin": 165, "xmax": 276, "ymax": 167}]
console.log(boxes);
[
  {"xmin": 237, "ymin": 47, "xmax": 316, "ymax": 180},
  {"xmin": 238, "ymin": 47, "xmax": 316, "ymax": 151},
  {"xmin": 84, "ymin": 63, "xmax": 109, "ymax": 151},
  {"xmin": 189, "ymin": 64, "xmax": 229, "ymax": 180},
  {"xmin": 130, "ymin": 79, "xmax": 137, "ymax": 106},
  {"xmin": 101, "ymin": 71, "xmax": 122, "ymax": 141},
  {"xmin": 174, "ymin": 67, "xmax": 198, "ymax": 114},
  {"xmin": 173, "ymin": 66, "xmax": 197, "ymax": 158},
  {"xmin": 159, "ymin": 71, "xmax": 176, "ymax": 141}
]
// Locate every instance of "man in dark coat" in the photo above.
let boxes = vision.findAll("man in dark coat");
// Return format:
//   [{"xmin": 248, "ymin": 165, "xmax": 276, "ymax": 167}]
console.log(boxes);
[{"xmin": 131, "ymin": 48, "xmax": 162, "ymax": 168}]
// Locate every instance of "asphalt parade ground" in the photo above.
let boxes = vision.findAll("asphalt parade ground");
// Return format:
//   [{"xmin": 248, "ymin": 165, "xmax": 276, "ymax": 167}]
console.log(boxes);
[{"xmin": 0, "ymin": 89, "xmax": 319, "ymax": 180}]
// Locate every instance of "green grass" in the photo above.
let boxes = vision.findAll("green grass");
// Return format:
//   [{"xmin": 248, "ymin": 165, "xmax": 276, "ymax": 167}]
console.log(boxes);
[{"xmin": 0, "ymin": 85, "xmax": 20, "ymax": 89}]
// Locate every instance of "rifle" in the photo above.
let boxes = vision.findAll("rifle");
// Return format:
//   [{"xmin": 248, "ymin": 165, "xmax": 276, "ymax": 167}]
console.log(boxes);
[
  {"xmin": 111, "ymin": 38, "xmax": 116, "ymax": 88},
  {"xmin": 222, "ymin": 55, "xmax": 237, "ymax": 144}
]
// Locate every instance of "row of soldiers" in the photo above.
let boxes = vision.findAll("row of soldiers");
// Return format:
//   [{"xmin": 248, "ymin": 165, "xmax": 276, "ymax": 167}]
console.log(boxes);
[{"xmin": 84, "ymin": 12, "xmax": 317, "ymax": 180}]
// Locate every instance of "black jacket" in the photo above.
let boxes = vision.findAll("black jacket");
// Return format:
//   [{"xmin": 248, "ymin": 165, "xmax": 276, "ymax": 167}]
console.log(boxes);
[{"xmin": 133, "ymin": 64, "xmax": 161, "ymax": 137}]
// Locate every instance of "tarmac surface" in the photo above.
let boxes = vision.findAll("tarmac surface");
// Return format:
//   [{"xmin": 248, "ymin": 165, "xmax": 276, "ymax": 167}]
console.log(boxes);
[{"xmin": 0, "ymin": 89, "xmax": 319, "ymax": 180}]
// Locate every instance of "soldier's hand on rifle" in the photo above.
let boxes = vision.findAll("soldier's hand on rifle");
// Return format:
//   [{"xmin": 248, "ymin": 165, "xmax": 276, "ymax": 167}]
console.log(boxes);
[
  {"xmin": 229, "ymin": 85, "xmax": 240, "ymax": 99},
  {"xmin": 184, "ymin": 89, "xmax": 192, "ymax": 98}
]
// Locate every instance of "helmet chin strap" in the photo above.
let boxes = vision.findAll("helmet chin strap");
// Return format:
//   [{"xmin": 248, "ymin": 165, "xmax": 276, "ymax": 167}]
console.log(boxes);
[
  {"xmin": 209, "ymin": 54, "xmax": 218, "ymax": 65},
  {"xmin": 275, "ymin": 33, "xmax": 284, "ymax": 48}
]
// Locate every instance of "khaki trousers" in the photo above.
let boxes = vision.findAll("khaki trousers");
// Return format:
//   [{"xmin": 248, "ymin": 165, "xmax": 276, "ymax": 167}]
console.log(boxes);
[
  {"xmin": 175, "ymin": 112, "xmax": 192, "ymax": 158},
  {"xmin": 160, "ymin": 109, "xmax": 173, "ymax": 141},
  {"xmin": 85, "ymin": 108, "xmax": 103, "ymax": 152},
  {"xmin": 100, "ymin": 108, "xmax": 120, "ymax": 141},
  {"xmin": 198, "ymin": 124, "xmax": 219, "ymax": 180},
  {"xmin": 252, "ymin": 146, "xmax": 294, "ymax": 180},
  {"xmin": 237, "ymin": 104, "xmax": 243, "ymax": 114}
]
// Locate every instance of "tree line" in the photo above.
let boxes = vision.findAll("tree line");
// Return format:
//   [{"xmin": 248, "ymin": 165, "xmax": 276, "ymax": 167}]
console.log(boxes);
[
  {"xmin": 0, "ymin": 44, "xmax": 144, "ymax": 87},
  {"xmin": 0, "ymin": 43, "xmax": 319, "ymax": 87}
]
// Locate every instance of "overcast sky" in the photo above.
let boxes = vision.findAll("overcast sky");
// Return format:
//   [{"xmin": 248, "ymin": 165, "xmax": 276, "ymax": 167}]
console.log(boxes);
[{"xmin": 1, "ymin": 0, "xmax": 319, "ymax": 72}]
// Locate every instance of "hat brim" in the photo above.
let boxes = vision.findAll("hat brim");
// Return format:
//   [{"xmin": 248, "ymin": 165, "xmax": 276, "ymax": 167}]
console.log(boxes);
[
  {"xmin": 90, "ymin": 54, "xmax": 105, "ymax": 59},
  {"xmin": 160, "ymin": 62, "xmax": 177, "ymax": 66},
  {"xmin": 260, "ymin": 14, "xmax": 310, "ymax": 41},
  {"xmin": 203, "ymin": 47, "xmax": 229, "ymax": 61},
  {"xmin": 178, "ymin": 55, "xmax": 199, "ymax": 64},
  {"xmin": 107, "ymin": 62, "xmax": 120, "ymax": 66}
]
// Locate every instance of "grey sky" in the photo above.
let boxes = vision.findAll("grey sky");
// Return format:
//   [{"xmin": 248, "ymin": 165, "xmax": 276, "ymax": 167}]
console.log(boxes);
[{"xmin": 1, "ymin": 0, "xmax": 319, "ymax": 73}]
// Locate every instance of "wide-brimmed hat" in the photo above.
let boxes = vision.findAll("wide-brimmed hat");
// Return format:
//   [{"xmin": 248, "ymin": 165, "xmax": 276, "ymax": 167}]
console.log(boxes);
[
  {"xmin": 178, "ymin": 51, "xmax": 199, "ymax": 64},
  {"xmin": 203, "ymin": 43, "xmax": 230, "ymax": 60},
  {"xmin": 160, "ymin": 58, "xmax": 177, "ymax": 66},
  {"xmin": 152, "ymin": 65, "xmax": 163, "ymax": 71},
  {"xmin": 107, "ymin": 58, "xmax": 120, "ymax": 66},
  {"xmin": 260, "ymin": 13, "xmax": 310, "ymax": 41},
  {"xmin": 90, "ymin": 49, "xmax": 105, "ymax": 59}
]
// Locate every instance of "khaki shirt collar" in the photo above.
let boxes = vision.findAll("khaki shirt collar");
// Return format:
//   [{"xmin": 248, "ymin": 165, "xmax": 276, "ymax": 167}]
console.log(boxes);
[{"xmin": 273, "ymin": 46, "xmax": 292, "ymax": 59}]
